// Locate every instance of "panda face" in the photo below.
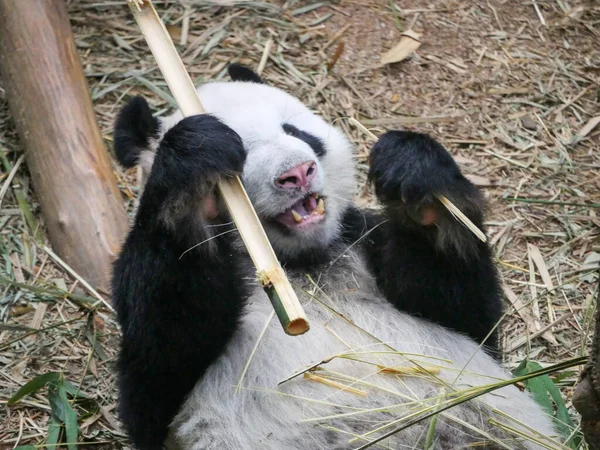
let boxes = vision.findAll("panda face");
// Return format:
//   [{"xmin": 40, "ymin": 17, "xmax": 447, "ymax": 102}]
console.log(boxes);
[{"xmin": 165, "ymin": 81, "xmax": 357, "ymax": 259}]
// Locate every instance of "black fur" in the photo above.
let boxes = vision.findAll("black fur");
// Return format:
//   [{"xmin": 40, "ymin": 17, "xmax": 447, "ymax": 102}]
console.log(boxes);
[
  {"xmin": 283, "ymin": 123, "xmax": 327, "ymax": 157},
  {"xmin": 113, "ymin": 96, "xmax": 159, "ymax": 168},
  {"xmin": 228, "ymin": 63, "xmax": 265, "ymax": 84},
  {"xmin": 345, "ymin": 131, "xmax": 502, "ymax": 352},
  {"xmin": 341, "ymin": 205, "xmax": 502, "ymax": 354},
  {"xmin": 112, "ymin": 103, "xmax": 502, "ymax": 450},
  {"xmin": 112, "ymin": 114, "xmax": 248, "ymax": 450}
]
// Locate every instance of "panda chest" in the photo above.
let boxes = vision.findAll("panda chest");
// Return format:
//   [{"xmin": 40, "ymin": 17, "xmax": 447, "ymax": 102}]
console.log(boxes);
[{"xmin": 206, "ymin": 256, "xmax": 396, "ymax": 392}]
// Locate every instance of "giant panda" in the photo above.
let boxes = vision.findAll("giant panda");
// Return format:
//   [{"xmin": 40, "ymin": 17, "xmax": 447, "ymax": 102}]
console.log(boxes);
[{"xmin": 111, "ymin": 64, "xmax": 556, "ymax": 450}]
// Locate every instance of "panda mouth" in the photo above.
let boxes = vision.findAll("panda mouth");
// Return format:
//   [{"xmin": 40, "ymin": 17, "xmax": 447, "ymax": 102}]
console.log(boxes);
[{"xmin": 274, "ymin": 193, "xmax": 326, "ymax": 229}]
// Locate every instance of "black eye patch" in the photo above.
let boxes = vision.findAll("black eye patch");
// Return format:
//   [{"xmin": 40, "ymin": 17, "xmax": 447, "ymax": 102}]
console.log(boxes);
[{"xmin": 282, "ymin": 123, "xmax": 326, "ymax": 157}]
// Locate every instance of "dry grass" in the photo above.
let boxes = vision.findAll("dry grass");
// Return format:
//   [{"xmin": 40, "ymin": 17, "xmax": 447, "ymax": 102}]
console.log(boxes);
[{"xmin": 0, "ymin": 0, "xmax": 598, "ymax": 448}]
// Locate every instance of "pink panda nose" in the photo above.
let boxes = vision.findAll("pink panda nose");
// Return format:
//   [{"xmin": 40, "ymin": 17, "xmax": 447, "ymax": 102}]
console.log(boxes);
[{"xmin": 275, "ymin": 161, "xmax": 317, "ymax": 189}]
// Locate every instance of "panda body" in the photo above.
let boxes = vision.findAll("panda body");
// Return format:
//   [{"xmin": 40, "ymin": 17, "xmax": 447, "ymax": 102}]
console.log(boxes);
[
  {"xmin": 112, "ymin": 66, "xmax": 556, "ymax": 450},
  {"xmin": 168, "ymin": 247, "xmax": 553, "ymax": 450}
]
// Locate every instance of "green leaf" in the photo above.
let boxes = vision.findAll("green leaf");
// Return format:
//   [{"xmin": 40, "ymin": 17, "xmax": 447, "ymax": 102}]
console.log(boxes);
[
  {"xmin": 62, "ymin": 379, "xmax": 90, "ymax": 399},
  {"xmin": 544, "ymin": 375, "xmax": 582, "ymax": 448},
  {"xmin": 14, "ymin": 187, "xmax": 43, "ymax": 244},
  {"xmin": 47, "ymin": 378, "xmax": 80, "ymax": 449},
  {"xmin": 47, "ymin": 412, "xmax": 62, "ymax": 447},
  {"xmin": 48, "ymin": 383, "xmax": 66, "ymax": 422},
  {"xmin": 58, "ymin": 382, "xmax": 80, "ymax": 449},
  {"xmin": 14, "ymin": 446, "xmax": 36, "ymax": 450},
  {"xmin": 8, "ymin": 372, "xmax": 81, "ymax": 449},
  {"xmin": 513, "ymin": 360, "xmax": 553, "ymax": 413},
  {"xmin": 551, "ymin": 370, "xmax": 577, "ymax": 384},
  {"xmin": 513, "ymin": 359, "xmax": 581, "ymax": 449},
  {"xmin": 8, "ymin": 372, "xmax": 61, "ymax": 405}
]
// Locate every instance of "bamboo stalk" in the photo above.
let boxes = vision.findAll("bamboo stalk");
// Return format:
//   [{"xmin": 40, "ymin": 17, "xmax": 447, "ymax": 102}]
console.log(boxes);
[
  {"xmin": 348, "ymin": 118, "xmax": 487, "ymax": 243},
  {"xmin": 126, "ymin": 0, "xmax": 309, "ymax": 336}
]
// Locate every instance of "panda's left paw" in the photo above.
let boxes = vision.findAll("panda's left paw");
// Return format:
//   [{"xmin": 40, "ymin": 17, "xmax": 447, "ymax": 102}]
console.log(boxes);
[{"xmin": 368, "ymin": 131, "xmax": 479, "ymax": 226}]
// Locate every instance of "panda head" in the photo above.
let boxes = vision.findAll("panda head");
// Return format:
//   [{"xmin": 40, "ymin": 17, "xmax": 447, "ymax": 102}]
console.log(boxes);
[{"xmin": 115, "ymin": 64, "xmax": 357, "ymax": 260}]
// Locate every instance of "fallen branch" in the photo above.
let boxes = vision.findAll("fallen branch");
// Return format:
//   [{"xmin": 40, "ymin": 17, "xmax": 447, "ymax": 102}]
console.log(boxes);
[{"xmin": 126, "ymin": 0, "xmax": 308, "ymax": 336}]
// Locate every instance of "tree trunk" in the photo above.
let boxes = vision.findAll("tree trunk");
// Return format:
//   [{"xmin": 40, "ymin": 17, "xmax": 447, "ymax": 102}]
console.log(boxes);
[
  {"xmin": 573, "ymin": 278, "xmax": 600, "ymax": 450},
  {"xmin": 0, "ymin": 0, "xmax": 128, "ymax": 290}
]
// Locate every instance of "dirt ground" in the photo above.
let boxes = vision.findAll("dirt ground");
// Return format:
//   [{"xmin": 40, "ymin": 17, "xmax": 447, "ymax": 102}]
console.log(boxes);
[{"xmin": 0, "ymin": 0, "xmax": 598, "ymax": 448}]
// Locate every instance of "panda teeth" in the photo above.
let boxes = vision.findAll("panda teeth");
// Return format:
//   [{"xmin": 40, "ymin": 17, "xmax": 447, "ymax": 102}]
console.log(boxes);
[
  {"xmin": 316, "ymin": 198, "xmax": 325, "ymax": 215},
  {"xmin": 312, "ymin": 192, "xmax": 319, "ymax": 199},
  {"xmin": 291, "ymin": 210, "xmax": 303, "ymax": 223}
]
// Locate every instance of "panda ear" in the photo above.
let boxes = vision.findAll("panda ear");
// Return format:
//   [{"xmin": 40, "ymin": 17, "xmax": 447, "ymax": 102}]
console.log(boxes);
[
  {"xmin": 228, "ymin": 63, "xmax": 265, "ymax": 84},
  {"xmin": 113, "ymin": 96, "xmax": 159, "ymax": 168}
]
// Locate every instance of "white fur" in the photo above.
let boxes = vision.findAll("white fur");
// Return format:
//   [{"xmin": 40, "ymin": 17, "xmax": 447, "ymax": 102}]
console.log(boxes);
[
  {"xmin": 166, "ymin": 249, "xmax": 557, "ymax": 449},
  {"xmin": 143, "ymin": 81, "xmax": 557, "ymax": 449}
]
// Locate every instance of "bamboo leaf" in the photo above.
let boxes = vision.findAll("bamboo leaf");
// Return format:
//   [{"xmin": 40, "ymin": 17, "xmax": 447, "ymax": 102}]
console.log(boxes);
[
  {"xmin": 47, "ymin": 412, "xmax": 62, "ymax": 447},
  {"xmin": 291, "ymin": 1, "xmax": 329, "ymax": 16},
  {"xmin": 551, "ymin": 370, "xmax": 577, "ymax": 384},
  {"xmin": 48, "ymin": 383, "xmax": 66, "ymax": 422},
  {"xmin": 0, "ymin": 323, "xmax": 34, "ymax": 332},
  {"xmin": 381, "ymin": 30, "xmax": 422, "ymax": 65},
  {"xmin": 513, "ymin": 360, "xmax": 553, "ymax": 414},
  {"xmin": 0, "ymin": 275, "xmax": 97, "ymax": 309},
  {"xmin": 59, "ymin": 382, "xmax": 80, "ymax": 449},
  {"xmin": 8, "ymin": 372, "xmax": 61, "ymax": 405},
  {"xmin": 513, "ymin": 359, "xmax": 581, "ymax": 448},
  {"xmin": 14, "ymin": 187, "xmax": 43, "ymax": 243},
  {"xmin": 543, "ymin": 375, "xmax": 581, "ymax": 448},
  {"xmin": 62, "ymin": 379, "xmax": 91, "ymax": 399}
]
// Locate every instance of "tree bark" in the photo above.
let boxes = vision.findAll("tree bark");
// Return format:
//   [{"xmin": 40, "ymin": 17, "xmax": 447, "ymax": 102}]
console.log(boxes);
[
  {"xmin": 573, "ymin": 277, "xmax": 600, "ymax": 449},
  {"xmin": 0, "ymin": 0, "xmax": 128, "ymax": 290}
]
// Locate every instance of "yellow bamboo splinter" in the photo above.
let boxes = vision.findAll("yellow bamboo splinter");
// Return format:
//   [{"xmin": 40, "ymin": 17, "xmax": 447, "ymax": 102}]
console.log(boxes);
[{"xmin": 304, "ymin": 372, "xmax": 368, "ymax": 397}]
